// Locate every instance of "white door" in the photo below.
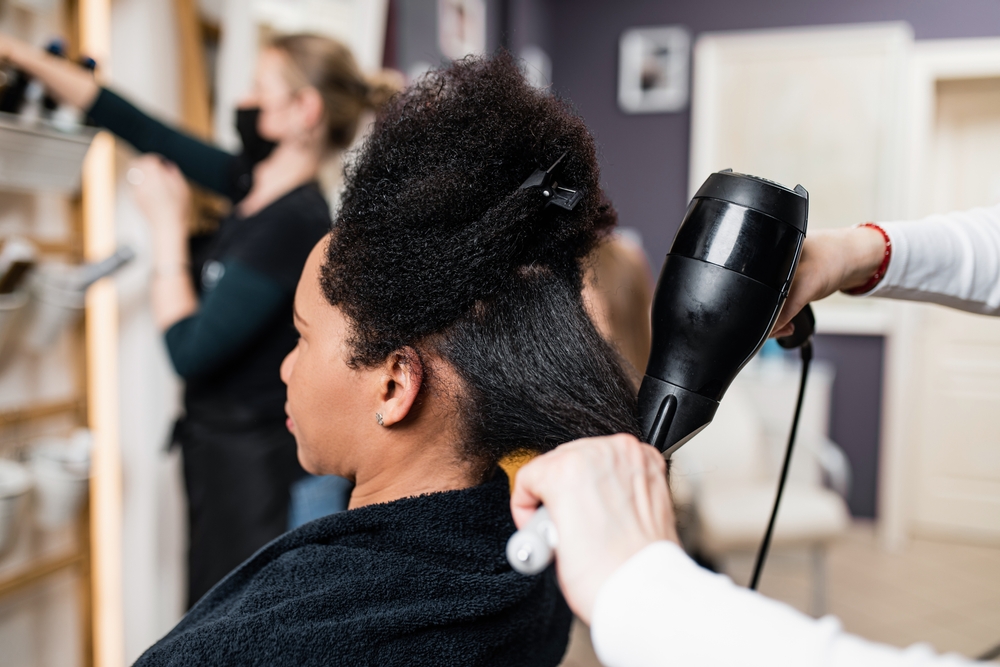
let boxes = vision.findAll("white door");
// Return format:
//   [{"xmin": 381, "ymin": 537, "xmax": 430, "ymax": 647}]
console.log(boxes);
[{"xmin": 908, "ymin": 75, "xmax": 1000, "ymax": 543}]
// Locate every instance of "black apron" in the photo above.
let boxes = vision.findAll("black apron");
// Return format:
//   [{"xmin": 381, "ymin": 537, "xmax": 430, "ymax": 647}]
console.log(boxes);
[{"xmin": 174, "ymin": 402, "xmax": 305, "ymax": 607}]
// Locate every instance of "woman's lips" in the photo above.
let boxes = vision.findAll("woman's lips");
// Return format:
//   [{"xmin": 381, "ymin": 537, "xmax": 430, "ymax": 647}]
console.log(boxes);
[{"xmin": 284, "ymin": 404, "xmax": 295, "ymax": 433}]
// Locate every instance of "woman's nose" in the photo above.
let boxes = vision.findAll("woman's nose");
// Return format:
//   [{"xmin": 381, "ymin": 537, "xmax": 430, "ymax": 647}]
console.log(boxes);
[{"xmin": 280, "ymin": 347, "xmax": 297, "ymax": 385}]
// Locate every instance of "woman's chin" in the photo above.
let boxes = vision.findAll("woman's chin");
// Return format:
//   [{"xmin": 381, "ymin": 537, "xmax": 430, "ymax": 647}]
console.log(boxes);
[
  {"xmin": 294, "ymin": 446, "xmax": 325, "ymax": 476},
  {"xmin": 296, "ymin": 449, "xmax": 313, "ymax": 473}
]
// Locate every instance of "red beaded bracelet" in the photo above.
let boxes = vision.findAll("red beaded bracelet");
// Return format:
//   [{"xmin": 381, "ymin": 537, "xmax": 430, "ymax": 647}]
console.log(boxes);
[{"xmin": 843, "ymin": 223, "xmax": 892, "ymax": 295}]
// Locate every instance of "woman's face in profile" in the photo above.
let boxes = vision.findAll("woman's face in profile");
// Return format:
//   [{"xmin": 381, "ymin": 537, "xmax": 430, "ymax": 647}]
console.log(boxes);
[
  {"xmin": 281, "ymin": 240, "xmax": 374, "ymax": 476},
  {"xmin": 240, "ymin": 48, "xmax": 307, "ymax": 144}
]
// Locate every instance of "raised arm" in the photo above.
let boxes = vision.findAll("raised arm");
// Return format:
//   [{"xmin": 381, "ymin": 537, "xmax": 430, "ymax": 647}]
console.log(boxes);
[
  {"xmin": 0, "ymin": 33, "xmax": 99, "ymax": 109},
  {"xmin": 0, "ymin": 34, "xmax": 240, "ymax": 199},
  {"xmin": 775, "ymin": 204, "xmax": 1000, "ymax": 336},
  {"xmin": 87, "ymin": 89, "xmax": 238, "ymax": 198},
  {"xmin": 874, "ymin": 205, "xmax": 1000, "ymax": 314}
]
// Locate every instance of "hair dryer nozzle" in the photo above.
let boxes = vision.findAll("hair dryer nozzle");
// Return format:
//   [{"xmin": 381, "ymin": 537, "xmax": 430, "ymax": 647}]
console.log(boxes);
[{"xmin": 638, "ymin": 375, "xmax": 719, "ymax": 454}]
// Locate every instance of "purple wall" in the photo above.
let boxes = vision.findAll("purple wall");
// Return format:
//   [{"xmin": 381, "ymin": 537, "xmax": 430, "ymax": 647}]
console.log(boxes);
[
  {"xmin": 540, "ymin": 0, "xmax": 1000, "ymax": 264},
  {"xmin": 813, "ymin": 335, "xmax": 886, "ymax": 518}
]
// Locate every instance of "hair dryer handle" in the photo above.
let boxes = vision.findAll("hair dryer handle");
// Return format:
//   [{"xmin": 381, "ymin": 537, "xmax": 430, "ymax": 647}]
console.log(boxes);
[{"xmin": 776, "ymin": 304, "xmax": 815, "ymax": 350}]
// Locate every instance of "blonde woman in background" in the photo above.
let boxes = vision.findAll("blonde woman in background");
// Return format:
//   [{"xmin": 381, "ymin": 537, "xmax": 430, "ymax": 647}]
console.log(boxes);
[
  {"xmin": 0, "ymin": 33, "xmax": 400, "ymax": 606},
  {"xmin": 583, "ymin": 229, "xmax": 654, "ymax": 379}
]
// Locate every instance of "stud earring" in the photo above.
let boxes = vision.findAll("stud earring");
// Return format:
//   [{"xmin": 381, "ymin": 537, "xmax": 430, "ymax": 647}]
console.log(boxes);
[{"xmin": 375, "ymin": 413, "xmax": 384, "ymax": 427}]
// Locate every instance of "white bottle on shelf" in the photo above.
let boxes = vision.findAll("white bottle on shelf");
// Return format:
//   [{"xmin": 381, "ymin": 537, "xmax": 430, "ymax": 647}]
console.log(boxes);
[{"xmin": 18, "ymin": 79, "xmax": 44, "ymax": 127}]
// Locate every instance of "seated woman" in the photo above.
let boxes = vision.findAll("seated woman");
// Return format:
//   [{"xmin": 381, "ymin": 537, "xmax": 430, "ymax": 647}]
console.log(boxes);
[{"xmin": 134, "ymin": 53, "xmax": 641, "ymax": 667}]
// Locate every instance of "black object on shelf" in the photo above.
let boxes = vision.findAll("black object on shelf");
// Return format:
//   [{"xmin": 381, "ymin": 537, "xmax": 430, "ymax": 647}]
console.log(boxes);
[
  {"xmin": 42, "ymin": 40, "xmax": 67, "ymax": 115},
  {"xmin": 0, "ymin": 67, "xmax": 30, "ymax": 115}
]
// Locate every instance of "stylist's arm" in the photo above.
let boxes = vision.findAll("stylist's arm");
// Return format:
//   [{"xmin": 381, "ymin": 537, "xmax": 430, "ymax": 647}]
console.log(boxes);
[{"xmin": 512, "ymin": 436, "xmax": 976, "ymax": 667}]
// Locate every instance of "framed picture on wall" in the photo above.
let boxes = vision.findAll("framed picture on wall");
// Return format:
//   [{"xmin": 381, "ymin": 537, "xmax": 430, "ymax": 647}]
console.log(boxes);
[
  {"xmin": 618, "ymin": 26, "xmax": 691, "ymax": 114},
  {"xmin": 438, "ymin": 0, "xmax": 486, "ymax": 61}
]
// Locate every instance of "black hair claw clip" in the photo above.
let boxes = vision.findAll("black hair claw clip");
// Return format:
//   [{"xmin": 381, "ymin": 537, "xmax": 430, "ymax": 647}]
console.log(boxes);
[{"xmin": 519, "ymin": 151, "xmax": 584, "ymax": 211}]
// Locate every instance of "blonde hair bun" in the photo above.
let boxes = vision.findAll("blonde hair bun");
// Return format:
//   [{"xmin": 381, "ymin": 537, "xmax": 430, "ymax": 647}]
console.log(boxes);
[
  {"xmin": 364, "ymin": 69, "xmax": 405, "ymax": 110},
  {"xmin": 271, "ymin": 33, "xmax": 403, "ymax": 150}
]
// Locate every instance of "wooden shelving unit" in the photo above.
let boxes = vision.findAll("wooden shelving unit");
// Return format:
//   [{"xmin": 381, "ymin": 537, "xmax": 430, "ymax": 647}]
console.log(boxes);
[
  {"xmin": 0, "ymin": 202, "xmax": 94, "ymax": 667},
  {"xmin": 0, "ymin": 398, "xmax": 86, "ymax": 429},
  {"xmin": 0, "ymin": 1, "xmax": 118, "ymax": 666}
]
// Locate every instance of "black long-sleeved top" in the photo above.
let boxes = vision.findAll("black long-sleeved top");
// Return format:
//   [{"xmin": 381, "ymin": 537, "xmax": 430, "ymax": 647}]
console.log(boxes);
[{"xmin": 87, "ymin": 89, "xmax": 330, "ymax": 423}]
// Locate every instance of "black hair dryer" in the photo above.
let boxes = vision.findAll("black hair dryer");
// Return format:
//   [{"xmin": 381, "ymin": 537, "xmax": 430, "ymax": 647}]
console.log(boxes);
[{"xmin": 640, "ymin": 169, "xmax": 809, "ymax": 454}]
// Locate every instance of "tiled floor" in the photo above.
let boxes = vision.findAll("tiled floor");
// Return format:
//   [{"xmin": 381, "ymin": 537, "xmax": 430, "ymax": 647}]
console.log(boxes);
[{"xmin": 560, "ymin": 521, "xmax": 1000, "ymax": 666}]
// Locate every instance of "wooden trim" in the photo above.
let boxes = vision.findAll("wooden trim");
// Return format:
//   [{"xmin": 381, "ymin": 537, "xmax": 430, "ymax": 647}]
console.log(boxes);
[
  {"xmin": 0, "ymin": 398, "xmax": 85, "ymax": 429},
  {"xmin": 175, "ymin": 0, "xmax": 213, "ymax": 139},
  {"xmin": 29, "ymin": 238, "xmax": 82, "ymax": 258},
  {"xmin": 77, "ymin": 499, "xmax": 94, "ymax": 667},
  {"xmin": 79, "ymin": 1, "xmax": 122, "ymax": 664},
  {"xmin": 63, "ymin": 0, "xmax": 81, "ymax": 60},
  {"xmin": 79, "ymin": 0, "xmax": 111, "ymax": 70},
  {"xmin": 0, "ymin": 551, "xmax": 85, "ymax": 599},
  {"xmin": 83, "ymin": 129, "xmax": 123, "ymax": 667}
]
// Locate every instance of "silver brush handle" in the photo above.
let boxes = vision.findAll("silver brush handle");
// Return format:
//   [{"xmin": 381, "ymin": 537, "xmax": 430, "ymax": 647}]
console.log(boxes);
[{"xmin": 506, "ymin": 506, "xmax": 557, "ymax": 575}]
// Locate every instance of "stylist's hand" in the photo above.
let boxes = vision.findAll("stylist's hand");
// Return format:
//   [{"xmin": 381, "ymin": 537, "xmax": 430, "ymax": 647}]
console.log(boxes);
[
  {"xmin": 129, "ymin": 155, "xmax": 191, "ymax": 229},
  {"xmin": 510, "ymin": 435, "xmax": 678, "ymax": 624},
  {"xmin": 128, "ymin": 155, "xmax": 192, "ymax": 267},
  {"xmin": 772, "ymin": 225, "xmax": 887, "ymax": 337}
]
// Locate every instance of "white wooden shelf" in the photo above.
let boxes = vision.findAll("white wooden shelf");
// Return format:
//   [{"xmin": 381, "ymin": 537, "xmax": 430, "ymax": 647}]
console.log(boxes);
[{"xmin": 0, "ymin": 112, "xmax": 97, "ymax": 193}]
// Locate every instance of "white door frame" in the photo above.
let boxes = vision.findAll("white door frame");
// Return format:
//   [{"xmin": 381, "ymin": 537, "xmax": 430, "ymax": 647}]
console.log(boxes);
[{"xmin": 904, "ymin": 38, "xmax": 1000, "ymax": 221}]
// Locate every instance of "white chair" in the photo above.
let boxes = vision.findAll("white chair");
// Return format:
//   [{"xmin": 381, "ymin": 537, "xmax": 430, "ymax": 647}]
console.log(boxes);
[{"xmin": 671, "ymin": 357, "xmax": 851, "ymax": 616}]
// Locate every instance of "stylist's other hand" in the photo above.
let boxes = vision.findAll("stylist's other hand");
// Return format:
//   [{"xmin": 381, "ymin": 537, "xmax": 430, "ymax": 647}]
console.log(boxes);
[
  {"xmin": 129, "ymin": 155, "xmax": 191, "ymax": 229},
  {"xmin": 772, "ymin": 225, "xmax": 887, "ymax": 337},
  {"xmin": 129, "ymin": 155, "xmax": 191, "ymax": 262},
  {"xmin": 510, "ymin": 435, "xmax": 678, "ymax": 624}
]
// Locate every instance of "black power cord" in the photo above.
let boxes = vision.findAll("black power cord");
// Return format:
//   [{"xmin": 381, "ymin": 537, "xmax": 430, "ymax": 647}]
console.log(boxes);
[{"xmin": 750, "ymin": 333, "xmax": 813, "ymax": 591}]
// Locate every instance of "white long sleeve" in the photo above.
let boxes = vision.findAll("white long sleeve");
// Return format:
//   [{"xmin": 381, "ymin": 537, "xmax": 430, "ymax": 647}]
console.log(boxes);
[
  {"xmin": 590, "ymin": 541, "xmax": 975, "ymax": 667},
  {"xmin": 868, "ymin": 205, "xmax": 1000, "ymax": 314}
]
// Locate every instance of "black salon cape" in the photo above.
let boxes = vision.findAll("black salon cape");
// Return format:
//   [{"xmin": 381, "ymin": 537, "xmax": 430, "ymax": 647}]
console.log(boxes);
[{"xmin": 133, "ymin": 471, "xmax": 572, "ymax": 666}]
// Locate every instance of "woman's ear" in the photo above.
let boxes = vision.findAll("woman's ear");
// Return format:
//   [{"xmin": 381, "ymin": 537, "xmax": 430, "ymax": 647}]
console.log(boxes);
[
  {"xmin": 377, "ymin": 348, "xmax": 424, "ymax": 427},
  {"xmin": 295, "ymin": 86, "xmax": 326, "ymax": 134}
]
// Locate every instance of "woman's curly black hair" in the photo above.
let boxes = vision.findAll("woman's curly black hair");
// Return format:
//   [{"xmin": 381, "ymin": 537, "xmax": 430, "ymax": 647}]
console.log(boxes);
[{"xmin": 322, "ymin": 52, "xmax": 640, "ymax": 467}]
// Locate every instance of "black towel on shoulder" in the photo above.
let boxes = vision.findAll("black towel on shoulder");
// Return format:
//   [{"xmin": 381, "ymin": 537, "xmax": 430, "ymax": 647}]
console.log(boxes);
[{"xmin": 134, "ymin": 470, "xmax": 572, "ymax": 666}]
